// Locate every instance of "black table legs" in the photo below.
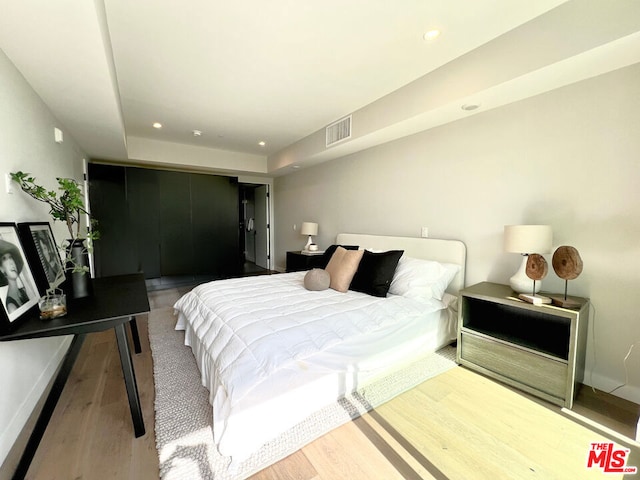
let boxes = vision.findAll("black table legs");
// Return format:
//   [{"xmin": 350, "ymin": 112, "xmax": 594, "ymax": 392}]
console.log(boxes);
[
  {"xmin": 129, "ymin": 316, "xmax": 142, "ymax": 354},
  {"xmin": 114, "ymin": 322, "xmax": 145, "ymax": 437},
  {"xmin": 12, "ymin": 334, "xmax": 86, "ymax": 480}
]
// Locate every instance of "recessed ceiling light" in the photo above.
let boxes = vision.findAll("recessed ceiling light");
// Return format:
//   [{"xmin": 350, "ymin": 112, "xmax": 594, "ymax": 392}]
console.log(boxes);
[
  {"xmin": 423, "ymin": 29, "xmax": 441, "ymax": 41},
  {"xmin": 153, "ymin": 122, "xmax": 162, "ymax": 129},
  {"xmin": 461, "ymin": 103, "xmax": 480, "ymax": 111},
  {"xmin": 193, "ymin": 130, "xmax": 202, "ymax": 137},
  {"xmin": 258, "ymin": 141, "xmax": 266, "ymax": 147}
]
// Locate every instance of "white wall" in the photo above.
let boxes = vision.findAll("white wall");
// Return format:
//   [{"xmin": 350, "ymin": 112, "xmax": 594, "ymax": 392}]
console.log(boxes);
[
  {"xmin": 274, "ymin": 63, "xmax": 640, "ymax": 402},
  {"xmin": 0, "ymin": 50, "xmax": 86, "ymax": 466}
]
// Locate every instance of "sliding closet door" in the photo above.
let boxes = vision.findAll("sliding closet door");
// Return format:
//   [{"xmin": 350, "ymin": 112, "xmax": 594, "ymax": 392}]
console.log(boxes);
[
  {"xmin": 88, "ymin": 164, "xmax": 137, "ymax": 277},
  {"xmin": 126, "ymin": 167, "xmax": 161, "ymax": 278},
  {"xmin": 191, "ymin": 174, "xmax": 239, "ymax": 277},
  {"xmin": 158, "ymin": 170, "xmax": 194, "ymax": 276},
  {"xmin": 89, "ymin": 163, "xmax": 240, "ymax": 280}
]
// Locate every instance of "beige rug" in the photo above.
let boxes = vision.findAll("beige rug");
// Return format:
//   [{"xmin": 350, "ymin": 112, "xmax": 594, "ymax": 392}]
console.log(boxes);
[{"xmin": 148, "ymin": 306, "xmax": 457, "ymax": 480}]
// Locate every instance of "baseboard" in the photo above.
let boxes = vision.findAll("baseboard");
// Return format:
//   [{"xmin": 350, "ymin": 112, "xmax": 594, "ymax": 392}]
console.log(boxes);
[
  {"xmin": 586, "ymin": 371, "xmax": 640, "ymax": 405},
  {"xmin": 0, "ymin": 386, "xmax": 52, "ymax": 480},
  {"xmin": 0, "ymin": 337, "xmax": 72, "ymax": 480}
]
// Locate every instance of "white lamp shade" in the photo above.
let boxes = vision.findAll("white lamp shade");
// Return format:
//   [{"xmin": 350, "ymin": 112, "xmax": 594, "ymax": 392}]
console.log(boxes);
[
  {"xmin": 504, "ymin": 225, "xmax": 552, "ymax": 254},
  {"xmin": 300, "ymin": 222, "xmax": 318, "ymax": 236}
]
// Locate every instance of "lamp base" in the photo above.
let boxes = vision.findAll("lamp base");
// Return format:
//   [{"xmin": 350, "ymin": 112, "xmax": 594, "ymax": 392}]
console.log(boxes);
[
  {"xmin": 548, "ymin": 295, "xmax": 581, "ymax": 309},
  {"xmin": 509, "ymin": 255, "xmax": 541, "ymax": 294},
  {"xmin": 303, "ymin": 235, "xmax": 313, "ymax": 251},
  {"xmin": 518, "ymin": 293, "xmax": 552, "ymax": 305}
]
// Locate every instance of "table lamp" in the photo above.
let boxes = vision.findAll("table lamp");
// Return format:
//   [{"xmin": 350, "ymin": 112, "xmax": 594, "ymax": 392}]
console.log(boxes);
[
  {"xmin": 504, "ymin": 225, "xmax": 552, "ymax": 293},
  {"xmin": 300, "ymin": 222, "xmax": 318, "ymax": 251}
]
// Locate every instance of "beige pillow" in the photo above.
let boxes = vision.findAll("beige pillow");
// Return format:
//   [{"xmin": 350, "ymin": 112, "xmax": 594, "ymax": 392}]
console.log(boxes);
[{"xmin": 325, "ymin": 246, "xmax": 364, "ymax": 292}]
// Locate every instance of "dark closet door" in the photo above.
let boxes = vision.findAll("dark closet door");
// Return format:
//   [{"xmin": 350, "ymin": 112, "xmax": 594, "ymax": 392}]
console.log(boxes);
[
  {"xmin": 89, "ymin": 164, "xmax": 240, "ymax": 280},
  {"xmin": 88, "ymin": 164, "xmax": 137, "ymax": 277},
  {"xmin": 158, "ymin": 170, "xmax": 194, "ymax": 276},
  {"xmin": 126, "ymin": 167, "xmax": 161, "ymax": 278},
  {"xmin": 190, "ymin": 174, "xmax": 239, "ymax": 277}
]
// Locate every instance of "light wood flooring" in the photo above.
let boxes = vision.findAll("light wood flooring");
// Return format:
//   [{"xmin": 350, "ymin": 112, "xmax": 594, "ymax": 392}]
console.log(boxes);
[{"xmin": 17, "ymin": 286, "xmax": 640, "ymax": 480}]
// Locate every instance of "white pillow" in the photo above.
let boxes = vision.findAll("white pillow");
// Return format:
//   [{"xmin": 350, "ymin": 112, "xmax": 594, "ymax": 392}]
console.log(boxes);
[{"xmin": 389, "ymin": 256, "xmax": 460, "ymax": 300}]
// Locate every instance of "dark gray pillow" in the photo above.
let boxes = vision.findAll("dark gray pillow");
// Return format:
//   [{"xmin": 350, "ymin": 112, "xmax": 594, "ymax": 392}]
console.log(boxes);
[{"xmin": 304, "ymin": 268, "xmax": 331, "ymax": 291}]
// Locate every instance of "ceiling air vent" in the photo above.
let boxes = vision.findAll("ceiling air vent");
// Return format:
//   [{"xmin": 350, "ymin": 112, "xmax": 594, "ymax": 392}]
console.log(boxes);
[{"xmin": 325, "ymin": 115, "xmax": 352, "ymax": 147}]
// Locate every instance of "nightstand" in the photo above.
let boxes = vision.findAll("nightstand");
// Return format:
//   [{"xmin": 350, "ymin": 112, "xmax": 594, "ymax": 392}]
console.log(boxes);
[
  {"xmin": 457, "ymin": 281, "xmax": 589, "ymax": 408},
  {"xmin": 286, "ymin": 251, "xmax": 326, "ymax": 272}
]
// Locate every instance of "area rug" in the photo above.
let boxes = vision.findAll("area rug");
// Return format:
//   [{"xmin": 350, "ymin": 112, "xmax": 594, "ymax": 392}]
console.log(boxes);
[{"xmin": 148, "ymin": 306, "xmax": 457, "ymax": 480}]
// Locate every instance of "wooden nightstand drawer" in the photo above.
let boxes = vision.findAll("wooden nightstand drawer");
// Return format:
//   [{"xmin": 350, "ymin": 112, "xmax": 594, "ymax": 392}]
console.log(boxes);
[{"xmin": 460, "ymin": 331, "xmax": 567, "ymax": 400}]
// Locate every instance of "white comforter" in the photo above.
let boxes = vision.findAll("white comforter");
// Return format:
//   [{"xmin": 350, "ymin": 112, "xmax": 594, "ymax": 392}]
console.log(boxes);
[{"xmin": 174, "ymin": 271, "xmax": 449, "ymax": 459}]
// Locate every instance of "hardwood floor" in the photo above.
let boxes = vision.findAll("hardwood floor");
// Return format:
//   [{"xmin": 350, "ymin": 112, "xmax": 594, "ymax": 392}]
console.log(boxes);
[
  {"xmin": 19, "ymin": 285, "xmax": 639, "ymax": 480},
  {"xmin": 23, "ymin": 314, "xmax": 159, "ymax": 480},
  {"xmin": 573, "ymin": 383, "xmax": 640, "ymax": 439}
]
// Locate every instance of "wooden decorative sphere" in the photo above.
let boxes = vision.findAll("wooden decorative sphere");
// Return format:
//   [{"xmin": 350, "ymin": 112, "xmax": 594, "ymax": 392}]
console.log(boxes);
[
  {"xmin": 552, "ymin": 246, "xmax": 583, "ymax": 280},
  {"xmin": 525, "ymin": 254, "xmax": 548, "ymax": 281}
]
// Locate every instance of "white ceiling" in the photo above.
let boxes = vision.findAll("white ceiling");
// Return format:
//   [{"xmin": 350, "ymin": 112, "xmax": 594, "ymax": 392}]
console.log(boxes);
[{"xmin": 1, "ymin": 1, "xmax": 640, "ymax": 175}]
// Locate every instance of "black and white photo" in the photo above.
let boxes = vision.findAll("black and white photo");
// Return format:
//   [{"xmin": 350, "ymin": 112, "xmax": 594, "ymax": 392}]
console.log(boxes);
[
  {"xmin": 0, "ymin": 223, "xmax": 39, "ymax": 324},
  {"xmin": 27, "ymin": 223, "xmax": 65, "ymax": 290}
]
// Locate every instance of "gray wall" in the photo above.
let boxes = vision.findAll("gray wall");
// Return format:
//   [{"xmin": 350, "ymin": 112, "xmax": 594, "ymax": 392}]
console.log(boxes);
[
  {"xmin": 0, "ymin": 50, "xmax": 86, "ymax": 467},
  {"xmin": 274, "ymin": 63, "xmax": 640, "ymax": 402}
]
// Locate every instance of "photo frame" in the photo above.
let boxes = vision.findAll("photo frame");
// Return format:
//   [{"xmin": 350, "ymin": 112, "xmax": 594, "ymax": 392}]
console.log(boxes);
[
  {"xmin": 0, "ymin": 223, "xmax": 39, "ymax": 331},
  {"xmin": 18, "ymin": 222, "xmax": 66, "ymax": 293}
]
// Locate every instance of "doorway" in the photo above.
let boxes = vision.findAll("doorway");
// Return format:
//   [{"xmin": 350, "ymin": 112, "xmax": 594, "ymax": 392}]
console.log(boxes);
[{"xmin": 239, "ymin": 183, "xmax": 270, "ymax": 273}]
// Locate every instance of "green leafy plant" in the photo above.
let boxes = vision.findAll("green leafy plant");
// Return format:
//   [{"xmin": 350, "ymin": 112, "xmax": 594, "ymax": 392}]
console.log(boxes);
[{"xmin": 10, "ymin": 171, "xmax": 99, "ymax": 273}]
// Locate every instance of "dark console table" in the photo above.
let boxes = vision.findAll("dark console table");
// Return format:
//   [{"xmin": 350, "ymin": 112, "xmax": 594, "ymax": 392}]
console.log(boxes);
[{"xmin": 0, "ymin": 273, "xmax": 150, "ymax": 480}]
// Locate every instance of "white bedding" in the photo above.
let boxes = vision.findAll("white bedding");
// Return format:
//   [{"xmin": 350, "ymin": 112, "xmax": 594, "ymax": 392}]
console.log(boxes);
[{"xmin": 174, "ymin": 270, "xmax": 457, "ymax": 461}]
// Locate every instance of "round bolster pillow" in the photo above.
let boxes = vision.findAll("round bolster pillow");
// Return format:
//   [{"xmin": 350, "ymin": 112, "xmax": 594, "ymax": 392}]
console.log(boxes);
[{"xmin": 304, "ymin": 268, "xmax": 331, "ymax": 291}]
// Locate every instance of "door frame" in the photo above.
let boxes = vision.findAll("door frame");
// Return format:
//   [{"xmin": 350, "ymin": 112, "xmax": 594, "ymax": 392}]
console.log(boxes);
[{"xmin": 238, "ymin": 176, "xmax": 274, "ymax": 271}]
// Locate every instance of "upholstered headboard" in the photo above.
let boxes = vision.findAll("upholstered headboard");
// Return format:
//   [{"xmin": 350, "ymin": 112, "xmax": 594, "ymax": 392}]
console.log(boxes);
[{"xmin": 335, "ymin": 233, "xmax": 466, "ymax": 295}]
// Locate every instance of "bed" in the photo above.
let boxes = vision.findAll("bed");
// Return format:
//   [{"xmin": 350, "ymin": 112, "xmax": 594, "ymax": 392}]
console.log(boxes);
[{"xmin": 173, "ymin": 233, "xmax": 466, "ymax": 463}]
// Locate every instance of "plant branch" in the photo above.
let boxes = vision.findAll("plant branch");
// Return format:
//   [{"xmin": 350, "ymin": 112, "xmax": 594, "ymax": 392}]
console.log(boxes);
[{"xmin": 10, "ymin": 171, "xmax": 98, "ymax": 244}]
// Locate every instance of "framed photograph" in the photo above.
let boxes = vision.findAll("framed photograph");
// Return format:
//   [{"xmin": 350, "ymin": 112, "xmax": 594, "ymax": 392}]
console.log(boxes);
[
  {"xmin": 0, "ymin": 223, "xmax": 39, "ymax": 330},
  {"xmin": 18, "ymin": 222, "xmax": 66, "ymax": 293}
]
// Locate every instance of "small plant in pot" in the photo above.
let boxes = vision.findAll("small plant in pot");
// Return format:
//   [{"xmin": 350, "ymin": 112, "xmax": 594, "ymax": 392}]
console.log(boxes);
[{"xmin": 10, "ymin": 171, "xmax": 99, "ymax": 299}]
